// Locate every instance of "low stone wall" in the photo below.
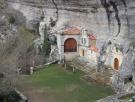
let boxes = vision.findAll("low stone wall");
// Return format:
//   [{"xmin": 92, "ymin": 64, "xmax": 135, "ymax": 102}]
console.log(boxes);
[
  {"xmin": 64, "ymin": 53, "xmax": 79, "ymax": 61},
  {"xmin": 15, "ymin": 89, "xmax": 27, "ymax": 102},
  {"xmin": 96, "ymin": 91, "xmax": 135, "ymax": 102}
]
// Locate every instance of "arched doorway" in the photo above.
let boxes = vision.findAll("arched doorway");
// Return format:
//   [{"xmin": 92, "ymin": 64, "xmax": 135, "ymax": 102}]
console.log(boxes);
[
  {"xmin": 80, "ymin": 49, "xmax": 85, "ymax": 56},
  {"xmin": 82, "ymin": 50, "xmax": 84, "ymax": 56},
  {"xmin": 64, "ymin": 38, "xmax": 77, "ymax": 52},
  {"xmin": 114, "ymin": 58, "xmax": 119, "ymax": 70}
]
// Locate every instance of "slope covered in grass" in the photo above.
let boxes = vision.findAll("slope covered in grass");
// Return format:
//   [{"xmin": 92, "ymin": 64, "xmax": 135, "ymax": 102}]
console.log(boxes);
[{"xmin": 17, "ymin": 64, "xmax": 114, "ymax": 102}]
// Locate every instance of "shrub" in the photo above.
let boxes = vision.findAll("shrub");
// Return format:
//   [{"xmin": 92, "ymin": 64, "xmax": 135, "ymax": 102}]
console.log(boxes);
[
  {"xmin": 42, "ymin": 39, "xmax": 51, "ymax": 56},
  {"xmin": 0, "ymin": 0, "xmax": 6, "ymax": 9},
  {"xmin": 42, "ymin": 25, "xmax": 51, "ymax": 57},
  {"xmin": 19, "ymin": 26, "xmax": 36, "ymax": 44},
  {"xmin": 8, "ymin": 15, "xmax": 15, "ymax": 24}
]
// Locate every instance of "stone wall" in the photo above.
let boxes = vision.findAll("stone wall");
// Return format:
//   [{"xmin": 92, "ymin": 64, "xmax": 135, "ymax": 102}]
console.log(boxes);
[{"xmin": 57, "ymin": 34, "xmax": 80, "ymax": 61}]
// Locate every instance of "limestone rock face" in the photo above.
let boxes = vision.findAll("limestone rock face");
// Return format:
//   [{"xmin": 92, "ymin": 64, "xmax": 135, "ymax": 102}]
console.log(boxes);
[
  {"xmin": 6, "ymin": 0, "xmax": 134, "ymax": 42},
  {"xmin": 6, "ymin": 0, "xmax": 135, "ymax": 77}
]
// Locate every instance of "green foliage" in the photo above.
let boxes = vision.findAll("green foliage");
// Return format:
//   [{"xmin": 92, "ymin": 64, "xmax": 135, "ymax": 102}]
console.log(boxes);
[
  {"xmin": 8, "ymin": 15, "xmax": 15, "ymax": 24},
  {"xmin": 18, "ymin": 26, "xmax": 37, "ymax": 71},
  {"xmin": 42, "ymin": 39, "xmax": 51, "ymax": 56},
  {"xmin": 19, "ymin": 26, "xmax": 35, "ymax": 44},
  {"xmin": 42, "ymin": 25, "xmax": 51, "ymax": 56},
  {"xmin": 0, "ymin": 0, "xmax": 6, "ymax": 9}
]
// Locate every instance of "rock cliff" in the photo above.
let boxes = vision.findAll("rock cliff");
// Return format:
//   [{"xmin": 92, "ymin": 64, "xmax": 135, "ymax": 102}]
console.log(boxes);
[
  {"xmin": 0, "ymin": 0, "xmax": 134, "ymax": 95},
  {"xmin": 7, "ymin": 0, "xmax": 135, "ymax": 41}
]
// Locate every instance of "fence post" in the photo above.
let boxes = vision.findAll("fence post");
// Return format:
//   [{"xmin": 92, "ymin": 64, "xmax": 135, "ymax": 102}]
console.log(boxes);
[
  {"xmin": 73, "ymin": 66, "xmax": 75, "ymax": 73},
  {"xmin": 65, "ymin": 64, "xmax": 67, "ymax": 70}
]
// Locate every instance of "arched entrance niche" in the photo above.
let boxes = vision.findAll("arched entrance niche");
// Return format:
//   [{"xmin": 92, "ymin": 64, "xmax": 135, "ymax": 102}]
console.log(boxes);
[
  {"xmin": 64, "ymin": 38, "xmax": 77, "ymax": 52},
  {"xmin": 114, "ymin": 58, "xmax": 119, "ymax": 70}
]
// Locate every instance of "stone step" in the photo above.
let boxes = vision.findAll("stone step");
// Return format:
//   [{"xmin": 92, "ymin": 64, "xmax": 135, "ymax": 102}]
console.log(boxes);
[
  {"xmin": 71, "ymin": 58, "xmax": 114, "ymax": 85},
  {"xmin": 86, "ymin": 74, "xmax": 110, "ymax": 85}
]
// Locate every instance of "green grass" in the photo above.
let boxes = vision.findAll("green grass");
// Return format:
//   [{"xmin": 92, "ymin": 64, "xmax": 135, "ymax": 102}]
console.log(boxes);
[{"xmin": 18, "ymin": 64, "xmax": 114, "ymax": 102}]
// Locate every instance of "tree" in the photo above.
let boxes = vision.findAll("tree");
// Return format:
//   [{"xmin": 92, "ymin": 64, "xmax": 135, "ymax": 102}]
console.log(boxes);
[
  {"xmin": 8, "ymin": 15, "xmax": 15, "ymax": 24},
  {"xmin": 42, "ymin": 24, "xmax": 51, "ymax": 57}
]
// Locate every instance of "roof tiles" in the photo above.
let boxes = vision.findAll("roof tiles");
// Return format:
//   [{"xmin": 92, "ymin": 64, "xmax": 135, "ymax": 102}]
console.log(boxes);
[
  {"xmin": 90, "ymin": 45, "xmax": 98, "ymax": 52},
  {"xmin": 88, "ymin": 34, "xmax": 96, "ymax": 40},
  {"xmin": 62, "ymin": 27, "xmax": 81, "ymax": 35}
]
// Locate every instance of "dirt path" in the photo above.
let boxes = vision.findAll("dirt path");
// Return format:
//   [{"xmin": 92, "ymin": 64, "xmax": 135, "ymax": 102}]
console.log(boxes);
[
  {"xmin": 19, "ymin": 86, "xmax": 56, "ymax": 102},
  {"xmin": 22, "ymin": 88, "xmax": 45, "ymax": 102},
  {"xmin": 14, "ymin": 77, "xmax": 46, "ymax": 102}
]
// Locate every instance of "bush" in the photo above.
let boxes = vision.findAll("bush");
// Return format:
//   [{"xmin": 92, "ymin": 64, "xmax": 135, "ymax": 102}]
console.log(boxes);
[
  {"xmin": 42, "ymin": 25, "xmax": 51, "ymax": 57},
  {"xmin": 0, "ymin": 0, "xmax": 6, "ymax": 9},
  {"xmin": 19, "ymin": 26, "xmax": 36, "ymax": 44},
  {"xmin": 8, "ymin": 90, "xmax": 21, "ymax": 102},
  {"xmin": 42, "ymin": 38, "xmax": 51, "ymax": 56},
  {"xmin": 8, "ymin": 15, "xmax": 15, "ymax": 24}
]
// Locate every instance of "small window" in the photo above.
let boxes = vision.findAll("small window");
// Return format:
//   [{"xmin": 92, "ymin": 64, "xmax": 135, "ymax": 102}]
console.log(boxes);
[
  {"xmin": 84, "ymin": 38, "xmax": 86, "ymax": 44},
  {"xmin": 81, "ymin": 38, "xmax": 83, "ymax": 44}
]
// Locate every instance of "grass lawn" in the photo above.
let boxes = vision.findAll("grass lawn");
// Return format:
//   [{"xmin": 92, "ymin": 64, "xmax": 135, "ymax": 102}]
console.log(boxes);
[{"xmin": 17, "ymin": 64, "xmax": 114, "ymax": 102}]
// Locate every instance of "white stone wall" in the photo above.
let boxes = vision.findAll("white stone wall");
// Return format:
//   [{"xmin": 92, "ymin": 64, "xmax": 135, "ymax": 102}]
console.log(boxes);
[
  {"xmin": 105, "ymin": 45, "xmax": 123, "ymax": 70},
  {"xmin": 79, "ymin": 45, "xmax": 98, "ymax": 63},
  {"xmin": 80, "ymin": 29, "xmax": 90, "ymax": 47},
  {"xmin": 79, "ymin": 29, "xmax": 98, "ymax": 62},
  {"xmin": 56, "ymin": 34, "xmax": 63, "ymax": 61},
  {"xmin": 57, "ymin": 34, "xmax": 80, "ymax": 61},
  {"xmin": 64, "ymin": 52, "xmax": 79, "ymax": 61},
  {"xmin": 79, "ymin": 46, "xmax": 86, "ymax": 57},
  {"xmin": 87, "ymin": 50, "xmax": 98, "ymax": 62}
]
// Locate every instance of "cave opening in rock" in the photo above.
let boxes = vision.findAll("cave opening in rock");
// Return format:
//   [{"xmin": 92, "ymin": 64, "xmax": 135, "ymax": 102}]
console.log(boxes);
[
  {"xmin": 114, "ymin": 58, "xmax": 119, "ymax": 70},
  {"xmin": 124, "ymin": 75, "xmax": 133, "ymax": 84}
]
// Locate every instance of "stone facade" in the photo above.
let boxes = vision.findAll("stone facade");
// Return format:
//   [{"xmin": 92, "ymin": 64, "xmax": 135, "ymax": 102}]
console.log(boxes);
[
  {"xmin": 56, "ymin": 27, "xmax": 99, "ymax": 62},
  {"xmin": 105, "ymin": 40, "xmax": 123, "ymax": 71},
  {"xmin": 56, "ymin": 27, "xmax": 81, "ymax": 61},
  {"xmin": 79, "ymin": 29, "xmax": 98, "ymax": 63}
]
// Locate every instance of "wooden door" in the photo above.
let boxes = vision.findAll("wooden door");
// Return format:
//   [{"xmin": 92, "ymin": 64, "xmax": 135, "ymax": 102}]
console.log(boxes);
[
  {"xmin": 64, "ymin": 38, "xmax": 77, "ymax": 52},
  {"xmin": 114, "ymin": 58, "xmax": 119, "ymax": 70},
  {"xmin": 80, "ymin": 50, "xmax": 84, "ymax": 56},
  {"xmin": 82, "ymin": 50, "xmax": 84, "ymax": 56}
]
